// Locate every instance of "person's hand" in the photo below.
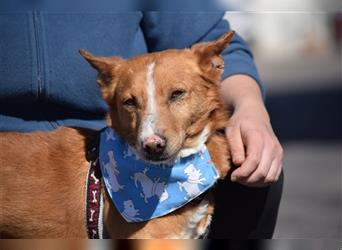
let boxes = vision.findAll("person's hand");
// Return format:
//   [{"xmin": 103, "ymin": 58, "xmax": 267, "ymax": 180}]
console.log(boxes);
[
  {"xmin": 226, "ymin": 99, "xmax": 284, "ymax": 187},
  {"xmin": 220, "ymin": 74, "xmax": 283, "ymax": 188}
]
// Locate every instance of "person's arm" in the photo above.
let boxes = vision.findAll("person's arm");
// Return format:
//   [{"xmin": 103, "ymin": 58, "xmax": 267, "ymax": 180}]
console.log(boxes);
[{"xmin": 221, "ymin": 75, "xmax": 283, "ymax": 187}]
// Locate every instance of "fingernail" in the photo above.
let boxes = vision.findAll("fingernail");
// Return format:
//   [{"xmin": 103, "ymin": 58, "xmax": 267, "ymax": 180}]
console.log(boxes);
[
  {"xmin": 231, "ymin": 175, "xmax": 237, "ymax": 182},
  {"xmin": 233, "ymin": 159, "xmax": 240, "ymax": 165},
  {"xmin": 233, "ymin": 157, "xmax": 243, "ymax": 164}
]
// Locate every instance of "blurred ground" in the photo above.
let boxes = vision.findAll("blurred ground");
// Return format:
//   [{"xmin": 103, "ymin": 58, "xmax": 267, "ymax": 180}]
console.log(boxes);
[
  {"xmin": 253, "ymin": 16, "xmax": 342, "ymax": 239},
  {"xmin": 274, "ymin": 142, "xmax": 341, "ymax": 238},
  {"xmin": 262, "ymin": 239, "xmax": 342, "ymax": 250},
  {"xmin": 263, "ymin": 54, "xmax": 342, "ymax": 239}
]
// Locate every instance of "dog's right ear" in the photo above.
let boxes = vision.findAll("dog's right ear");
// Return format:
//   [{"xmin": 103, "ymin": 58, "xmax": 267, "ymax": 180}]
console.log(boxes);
[{"xmin": 79, "ymin": 49, "xmax": 124, "ymax": 101}]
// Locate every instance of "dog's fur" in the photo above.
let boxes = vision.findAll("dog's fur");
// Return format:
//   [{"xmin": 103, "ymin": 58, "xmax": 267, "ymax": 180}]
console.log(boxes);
[{"xmin": 0, "ymin": 31, "xmax": 234, "ymax": 238}]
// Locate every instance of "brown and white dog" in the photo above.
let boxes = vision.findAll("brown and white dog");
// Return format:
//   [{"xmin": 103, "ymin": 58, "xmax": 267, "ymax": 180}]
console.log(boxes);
[{"xmin": 0, "ymin": 31, "xmax": 234, "ymax": 239}]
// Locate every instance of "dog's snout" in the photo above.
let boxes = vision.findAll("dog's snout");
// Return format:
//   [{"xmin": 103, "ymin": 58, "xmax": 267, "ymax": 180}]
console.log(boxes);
[{"xmin": 142, "ymin": 134, "xmax": 166, "ymax": 156}]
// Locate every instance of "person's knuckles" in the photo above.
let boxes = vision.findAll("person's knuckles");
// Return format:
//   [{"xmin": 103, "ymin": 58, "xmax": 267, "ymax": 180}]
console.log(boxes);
[
  {"xmin": 247, "ymin": 134, "xmax": 264, "ymax": 154},
  {"xmin": 255, "ymin": 169, "xmax": 268, "ymax": 181},
  {"xmin": 249, "ymin": 164, "xmax": 269, "ymax": 180},
  {"xmin": 226, "ymin": 130, "xmax": 239, "ymax": 145},
  {"xmin": 277, "ymin": 144, "xmax": 284, "ymax": 160},
  {"xmin": 266, "ymin": 138, "xmax": 277, "ymax": 150},
  {"xmin": 246, "ymin": 129, "xmax": 263, "ymax": 141},
  {"xmin": 269, "ymin": 135, "xmax": 283, "ymax": 156},
  {"xmin": 265, "ymin": 138, "xmax": 283, "ymax": 159},
  {"xmin": 247, "ymin": 154, "xmax": 261, "ymax": 166}
]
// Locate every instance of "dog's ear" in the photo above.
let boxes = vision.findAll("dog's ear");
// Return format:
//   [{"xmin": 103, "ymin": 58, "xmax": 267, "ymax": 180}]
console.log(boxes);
[
  {"xmin": 79, "ymin": 49, "xmax": 124, "ymax": 102},
  {"xmin": 191, "ymin": 31, "xmax": 234, "ymax": 83}
]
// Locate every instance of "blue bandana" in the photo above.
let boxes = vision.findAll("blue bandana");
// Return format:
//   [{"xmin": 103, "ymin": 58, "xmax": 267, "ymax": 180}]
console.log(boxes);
[{"xmin": 99, "ymin": 128, "xmax": 219, "ymax": 223}]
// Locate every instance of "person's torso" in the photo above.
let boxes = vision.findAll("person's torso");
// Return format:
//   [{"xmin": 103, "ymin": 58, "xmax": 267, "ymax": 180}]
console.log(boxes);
[
  {"xmin": 0, "ymin": 3, "xmax": 225, "ymax": 131},
  {"xmin": 0, "ymin": 11, "xmax": 146, "ymax": 113}
]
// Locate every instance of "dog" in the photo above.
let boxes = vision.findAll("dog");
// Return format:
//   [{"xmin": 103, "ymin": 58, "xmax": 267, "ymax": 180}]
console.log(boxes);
[
  {"xmin": 178, "ymin": 164, "xmax": 206, "ymax": 198},
  {"xmin": 120, "ymin": 200, "xmax": 143, "ymax": 222},
  {"xmin": 102, "ymin": 151, "xmax": 125, "ymax": 192},
  {"xmin": 0, "ymin": 31, "xmax": 234, "ymax": 238},
  {"xmin": 131, "ymin": 168, "xmax": 169, "ymax": 203}
]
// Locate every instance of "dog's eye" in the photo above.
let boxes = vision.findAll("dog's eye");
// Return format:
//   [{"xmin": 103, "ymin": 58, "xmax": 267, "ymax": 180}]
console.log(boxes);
[
  {"xmin": 169, "ymin": 89, "xmax": 186, "ymax": 102},
  {"xmin": 123, "ymin": 97, "xmax": 138, "ymax": 108}
]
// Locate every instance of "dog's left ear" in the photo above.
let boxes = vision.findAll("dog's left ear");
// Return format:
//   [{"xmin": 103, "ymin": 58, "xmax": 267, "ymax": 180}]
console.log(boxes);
[{"xmin": 191, "ymin": 31, "xmax": 234, "ymax": 83}]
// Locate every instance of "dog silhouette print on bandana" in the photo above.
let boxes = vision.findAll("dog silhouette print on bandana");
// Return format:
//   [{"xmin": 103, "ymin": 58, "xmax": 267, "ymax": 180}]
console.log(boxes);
[{"xmin": 99, "ymin": 128, "xmax": 219, "ymax": 223}]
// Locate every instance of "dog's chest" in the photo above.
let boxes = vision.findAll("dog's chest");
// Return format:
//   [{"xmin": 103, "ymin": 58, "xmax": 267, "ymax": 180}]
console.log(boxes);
[{"xmin": 169, "ymin": 199, "xmax": 212, "ymax": 239}]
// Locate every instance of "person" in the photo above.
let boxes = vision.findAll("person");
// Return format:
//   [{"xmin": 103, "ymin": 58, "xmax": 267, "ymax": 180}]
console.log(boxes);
[{"xmin": 0, "ymin": 3, "xmax": 283, "ymax": 239}]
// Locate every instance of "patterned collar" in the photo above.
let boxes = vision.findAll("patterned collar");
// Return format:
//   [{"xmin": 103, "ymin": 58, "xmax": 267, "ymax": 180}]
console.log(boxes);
[{"xmin": 99, "ymin": 128, "xmax": 219, "ymax": 223}]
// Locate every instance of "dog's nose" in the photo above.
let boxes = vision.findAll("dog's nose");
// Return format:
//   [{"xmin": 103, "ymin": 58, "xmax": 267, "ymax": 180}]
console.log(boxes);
[{"xmin": 142, "ymin": 134, "xmax": 166, "ymax": 155}]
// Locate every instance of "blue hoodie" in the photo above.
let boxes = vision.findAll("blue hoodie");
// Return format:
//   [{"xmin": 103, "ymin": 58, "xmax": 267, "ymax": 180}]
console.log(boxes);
[{"xmin": 0, "ymin": 3, "xmax": 264, "ymax": 132}]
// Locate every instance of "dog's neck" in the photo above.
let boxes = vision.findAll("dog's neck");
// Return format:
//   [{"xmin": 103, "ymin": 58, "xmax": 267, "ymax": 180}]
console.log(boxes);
[
  {"xmin": 99, "ymin": 127, "xmax": 219, "ymax": 223},
  {"xmin": 178, "ymin": 125, "xmax": 211, "ymax": 158}
]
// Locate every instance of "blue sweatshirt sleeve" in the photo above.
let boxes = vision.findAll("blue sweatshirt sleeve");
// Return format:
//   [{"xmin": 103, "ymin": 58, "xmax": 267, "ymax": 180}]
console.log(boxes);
[{"xmin": 141, "ymin": 12, "xmax": 265, "ymax": 98}]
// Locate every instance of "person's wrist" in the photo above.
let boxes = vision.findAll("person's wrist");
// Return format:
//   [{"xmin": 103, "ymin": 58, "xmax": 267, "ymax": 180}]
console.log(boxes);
[
  {"xmin": 233, "ymin": 96, "xmax": 270, "ymax": 122},
  {"xmin": 234, "ymin": 95, "xmax": 262, "ymax": 110}
]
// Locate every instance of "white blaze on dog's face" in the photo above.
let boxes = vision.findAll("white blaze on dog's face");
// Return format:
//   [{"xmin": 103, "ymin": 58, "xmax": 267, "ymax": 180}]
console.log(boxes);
[
  {"xmin": 80, "ymin": 31, "xmax": 234, "ymax": 162},
  {"xmin": 140, "ymin": 62, "xmax": 157, "ymax": 145}
]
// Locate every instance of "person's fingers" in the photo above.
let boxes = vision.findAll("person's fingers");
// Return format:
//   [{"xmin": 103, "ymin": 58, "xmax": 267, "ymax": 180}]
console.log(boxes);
[
  {"xmin": 276, "ymin": 145, "xmax": 284, "ymax": 179},
  {"xmin": 275, "ymin": 163, "xmax": 283, "ymax": 181},
  {"xmin": 239, "ymin": 145, "xmax": 274, "ymax": 186},
  {"xmin": 264, "ymin": 158, "xmax": 279, "ymax": 183},
  {"xmin": 226, "ymin": 125, "xmax": 245, "ymax": 165},
  {"xmin": 242, "ymin": 137, "xmax": 284, "ymax": 186},
  {"xmin": 267, "ymin": 141, "xmax": 284, "ymax": 182},
  {"xmin": 231, "ymin": 130, "xmax": 263, "ymax": 181}
]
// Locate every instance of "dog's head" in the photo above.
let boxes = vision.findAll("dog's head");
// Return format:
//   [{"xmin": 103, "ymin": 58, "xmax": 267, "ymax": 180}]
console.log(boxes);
[{"xmin": 80, "ymin": 31, "xmax": 234, "ymax": 163}]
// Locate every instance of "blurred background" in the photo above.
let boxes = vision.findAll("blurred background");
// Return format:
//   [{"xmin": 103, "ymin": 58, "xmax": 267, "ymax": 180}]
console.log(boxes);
[
  {"xmin": 220, "ymin": 0, "xmax": 342, "ymax": 248},
  {"xmin": 224, "ymin": 9, "xmax": 342, "ymax": 240}
]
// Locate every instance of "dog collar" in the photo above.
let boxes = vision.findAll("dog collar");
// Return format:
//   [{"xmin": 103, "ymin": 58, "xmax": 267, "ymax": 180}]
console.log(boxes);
[{"xmin": 99, "ymin": 127, "xmax": 219, "ymax": 223}]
